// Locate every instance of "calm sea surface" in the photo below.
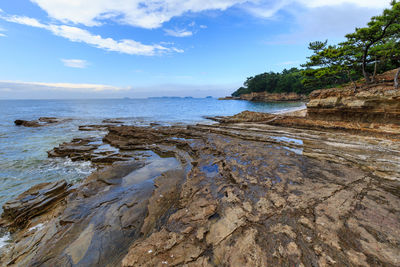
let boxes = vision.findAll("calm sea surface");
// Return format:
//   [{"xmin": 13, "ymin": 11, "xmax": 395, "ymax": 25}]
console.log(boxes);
[{"xmin": 0, "ymin": 98, "xmax": 305, "ymax": 208}]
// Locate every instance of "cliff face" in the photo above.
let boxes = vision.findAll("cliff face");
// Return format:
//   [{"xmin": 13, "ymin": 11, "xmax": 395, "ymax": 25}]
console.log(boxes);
[
  {"xmin": 239, "ymin": 92, "xmax": 307, "ymax": 102},
  {"xmin": 307, "ymin": 69, "xmax": 400, "ymax": 125}
]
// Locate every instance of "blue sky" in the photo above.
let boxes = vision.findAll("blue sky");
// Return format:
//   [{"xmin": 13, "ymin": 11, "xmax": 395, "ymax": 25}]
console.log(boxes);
[{"xmin": 0, "ymin": 0, "xmax": 390, "ymax": 99}]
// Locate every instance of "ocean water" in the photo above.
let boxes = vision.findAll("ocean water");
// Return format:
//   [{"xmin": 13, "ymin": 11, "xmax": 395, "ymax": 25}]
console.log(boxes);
[{"xmin": 0, "ymin": 98, "xmax": 305, "ymax": 209}]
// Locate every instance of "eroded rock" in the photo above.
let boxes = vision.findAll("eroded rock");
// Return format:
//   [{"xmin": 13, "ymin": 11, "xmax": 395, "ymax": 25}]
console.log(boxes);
[
  {"xmin": 14, "ymin": 117, "xmax": 68, "ymax": 127},
  {"xmin": 0, "ymin": 180, "xmax": 69, "ymax": 230},
  {"xmin": 2, "ymin": 116, "xmax": 400, "ymax": 266}
]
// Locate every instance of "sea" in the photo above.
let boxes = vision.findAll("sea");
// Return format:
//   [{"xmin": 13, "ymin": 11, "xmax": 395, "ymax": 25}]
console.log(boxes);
[{"xmin": 0, "ymin": 98, "xmax": 305, "ymax": 210}]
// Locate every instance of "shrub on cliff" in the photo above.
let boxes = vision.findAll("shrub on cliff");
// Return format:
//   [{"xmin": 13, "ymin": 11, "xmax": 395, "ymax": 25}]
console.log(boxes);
[
  {"xmin": 231, "ymin": 68, "xmax": 310, "ymax": 97},
  {"xmin": 302, "ymin": 0, "xmax": 400, "ymax": 89},
  {"xmin": 233, "ymin": 1, "xmax": 400, "ymax": 97}
]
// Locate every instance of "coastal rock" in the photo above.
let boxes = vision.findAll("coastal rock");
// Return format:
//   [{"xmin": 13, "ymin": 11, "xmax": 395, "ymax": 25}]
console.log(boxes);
[
  {"xmin": 38, "ymin": 117, "xmax": 59, "ymax": 123},
  {"xmin": 47, "ymin": 138, "xmax": 101, "ymax": 161},
  {"xmin": 2, "ymin": 115, "xmax": 400, "ymax": 266},
  {"xmin": 14, "ymin": 120, "xmax": 41, "ymax": 127},
  {"xmin": 239, "ymin": 91, "xmax": 307, "ymax": 102},
  {"xmin": 307, "ymin": 70, "xmax": 400, "ymax": 124},
  {"xmin": 14, "ymin": 117, "xmax": 68, "ymax": 127},
  {"xmin": 0, "ymin": 157, "xmax": 185, "ymax": 266},
  {"xmin": 0, "ymin": 180, "xmax": 69, "ymax": 230},
  {"xmin": 102, "ymin": 119, "xmax": 124, "ymax": 124},
  {"xmin": 219, "ymin": 92, "xmax": 307, "ymax": 102},
  {"xmin": 218, "ymin": 96, "xmax": 240, "ymax": 100},
  {"xmin": 47, "ymin": 137, "xmax": 138, "ymax": 166},
  {"xmin": 79, "ymin": 124, "xmax": 111, "ymax": 131}
]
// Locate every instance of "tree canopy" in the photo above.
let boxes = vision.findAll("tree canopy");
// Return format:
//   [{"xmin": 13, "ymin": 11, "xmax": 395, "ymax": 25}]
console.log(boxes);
[
  {"xmin": 232, "ymin": 1, "xmax": 400, "ymax": 97},
  {"xmin": 232, "ymin": 68, "xmax": 309, "ymax": 97},
  {"xmin": 302, "ymin": 0, "xmax": 400, "ymax": 89}
]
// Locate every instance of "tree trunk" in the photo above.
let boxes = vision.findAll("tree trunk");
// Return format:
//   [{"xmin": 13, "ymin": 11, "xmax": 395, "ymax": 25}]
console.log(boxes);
[
  {"xmin": 372, "ymin": 57, "xmax": 377, "ymax": 83},
  {"xmin": 395, "ymin": 68, "xmax": 400, "ymax": 89},
  {"xmin": 362, "ymin": 47, "xmax": 371, "ymax": 84}
]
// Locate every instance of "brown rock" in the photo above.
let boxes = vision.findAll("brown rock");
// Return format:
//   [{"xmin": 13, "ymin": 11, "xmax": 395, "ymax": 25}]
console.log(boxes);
[
  {"xmin": 0, "ymin": 180, "xmax": 69, "ymax": 229},
  {"xmin": 239, "ymin": 92, "xmax": 307, "ymax": 102},
  {"xmin": 14, "ymin": 119, "xmax": 41, "ymax": 127}
]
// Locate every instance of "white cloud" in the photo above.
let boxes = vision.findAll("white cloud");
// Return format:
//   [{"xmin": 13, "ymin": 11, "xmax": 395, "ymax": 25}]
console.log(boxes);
[
  {"xmin": 2, "ymin": 15, "xmax": 47, "ymax": 28},
  {"xmin": 0, "ymin": 1, "xmax": 391, "ymax": 55},
  {"xmin": 297, "ymin": 0, "xmax": 390, "ymax": 9},
  {"xmin": 28, "ymin": 0, "xmax": 391, "ymax": 30},
  {"xmin": 0, "ymin": 80, "xmax": 130, "ymax": 92},
  {"xmin": 265, "ymin": 3, "xmax": 388, "ymax": 44},
  {"xmin": 30, "ymin": 0, "xmax": 253, "ymax": 29},
  {"xmin": 244, "ymin": 0, "xmax": 291, "ymax": 18},
  {"xmin": 0, "ymin": 24, "xmax": 6, "ymax": 36},
  {"xmin": 61, "ymin": 59, "xmax": 88, "ymax": 68},
  {"xmin": 164, "ymin": 28, "xmax": 193, "ymax": 37},
  {"xmin": 0, "ymin": 80, "xmax": 237, "ymax": 99},
  {"xmin": 0, "ymin": 14, "xmax": 183, "ymax": 56}
]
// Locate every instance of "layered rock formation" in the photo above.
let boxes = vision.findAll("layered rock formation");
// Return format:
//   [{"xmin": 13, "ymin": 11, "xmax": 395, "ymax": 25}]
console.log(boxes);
[
  {"xmin": 240, "ymin": 91, "xmax": 307, "ymax": 102},
  {"xmin": 0, "ymin": 181, "xmax": 70, "ymax": 230},
  {"xmin": 307, "ymin": 69, "xmax": 400, "ymax": 124},
  {"xmin": 219, "ymin": 92, "xmax": 306, "ymax": 102},
  {"xmin": 1, "ymin": 70, "xmax": 399, "ymax": 266},
  {"xmin": 1, "ymin": 119, "xmax": 399, "ymax": 266}
]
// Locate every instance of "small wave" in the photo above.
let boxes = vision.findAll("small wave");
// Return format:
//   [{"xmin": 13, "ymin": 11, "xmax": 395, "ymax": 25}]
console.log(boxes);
[
  {"xmin": 45, "ymin": 158, "xmax": 95, "ymax": 177},
  {"xmin": 0, "ymin": 231, "xmax": 11, "ymax": 250},
  {"xmin": 28, "ymin": 223, "xmax": 45, "ymax": 232}
]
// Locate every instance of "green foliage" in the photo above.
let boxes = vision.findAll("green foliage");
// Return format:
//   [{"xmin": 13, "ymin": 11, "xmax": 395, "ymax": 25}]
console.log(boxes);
[
  {"xmin": 302, "ymin": 0, "xmax": 400, "ymax": 87},
  {"xmin": 231, "ymin": 68, "xmax": 310, "ymax": 97},
  {"xmin": 233, "ymin": 2, "xmax": 400, "ymax": 97}
]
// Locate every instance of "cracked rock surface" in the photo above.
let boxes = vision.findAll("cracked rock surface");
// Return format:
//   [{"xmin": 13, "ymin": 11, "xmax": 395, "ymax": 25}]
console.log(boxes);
[{"xmin": 1, "ymin": 120, "xmax": 399, "ymax": 266}]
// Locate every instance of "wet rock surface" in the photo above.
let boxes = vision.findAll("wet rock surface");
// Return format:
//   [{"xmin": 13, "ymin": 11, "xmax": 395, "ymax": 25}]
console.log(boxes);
[
  {"xmin": 1, "ymin": 119, "xmax": 400, "ymax": 266},
  {"xmin": 14, "ymin": 117, "xmax": 69, "ymax": 127},
  {"xmin": 210, "ymin": 108, "xmax": 400, "ymax": 139},
  {"xmin": 0, "ymin": 180, "xmax": 70, "ymax": 230},
  {"xmin": 47, "ymin": 136, "xmax": 137, "ymax": 166}
]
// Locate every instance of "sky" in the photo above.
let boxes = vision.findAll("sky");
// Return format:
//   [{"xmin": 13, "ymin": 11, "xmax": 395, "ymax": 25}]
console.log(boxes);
[{"xmin": 0, "ymin": 0, "xmax": 391, "ymax": 99}]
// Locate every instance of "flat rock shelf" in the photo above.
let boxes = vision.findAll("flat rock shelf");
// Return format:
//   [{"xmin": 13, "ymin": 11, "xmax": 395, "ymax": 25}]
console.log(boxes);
[{"xmin": 0, "ymin": 119, "xmax": 399, "ymax": 266}]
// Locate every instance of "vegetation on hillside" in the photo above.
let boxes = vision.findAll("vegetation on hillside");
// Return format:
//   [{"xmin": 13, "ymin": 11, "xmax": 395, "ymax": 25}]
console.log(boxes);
[
  {"xmin": 232, "ymin": 68, "xmax": 308, "ymax": 97},
  {"xmin": 232, "ymin": 0, "xmax": 400, "ymax": 97}
]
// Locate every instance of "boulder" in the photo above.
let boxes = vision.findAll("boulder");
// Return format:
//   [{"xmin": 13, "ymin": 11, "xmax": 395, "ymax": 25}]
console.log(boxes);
[
  {"xmin": 14, "ymin": 117, "xmax": 67, "ymax": 127},
  {"xmin": 14, "ymin": 120, "xmax": 41, "ymax": 127}
]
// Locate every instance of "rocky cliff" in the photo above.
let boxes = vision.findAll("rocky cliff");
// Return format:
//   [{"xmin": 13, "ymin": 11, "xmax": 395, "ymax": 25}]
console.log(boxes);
[
  {"xmin": 307, "ymin": 69, "xmax": 400, "ymax": 124},
  {"xmin": 240, "ymin": 91, "xmax": 306, "ymax": 101},
  {"xmin": 219, "ymin": 92, "xmax": 307, "ymax": 101}
]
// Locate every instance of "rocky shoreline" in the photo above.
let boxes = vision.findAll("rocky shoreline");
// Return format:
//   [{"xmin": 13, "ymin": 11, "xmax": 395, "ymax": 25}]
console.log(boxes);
[
  {"xmin": 1, "ymin": 73, "xmax": 399, "ymax": 266},
  {"xmin": 219, "ymin": 92, "xmax": 307, "ymax": 102}
]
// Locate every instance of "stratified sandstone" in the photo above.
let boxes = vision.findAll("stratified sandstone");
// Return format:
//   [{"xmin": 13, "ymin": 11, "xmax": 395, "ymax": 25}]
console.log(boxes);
[
  {"xmin": 0, "ymin": 180, "xmax": 69, "ymax": 230},
  {"xmin": 2, "ymin": 72, "xmax": 399, "ymax": 266},
  {"xmin": 307, "ymin": 69, "xmax": 400, "ymax": 124},
  {"xmin": 1, "ymin": 119, "xmax": 399, "ymax": 266},
  {"xmin": 219, "ymin": 92, "xmax": 306, "ymax": 102},
  {"xmin": 240, "ymin": 91, "xmax": 307, "ymax": 102}
]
